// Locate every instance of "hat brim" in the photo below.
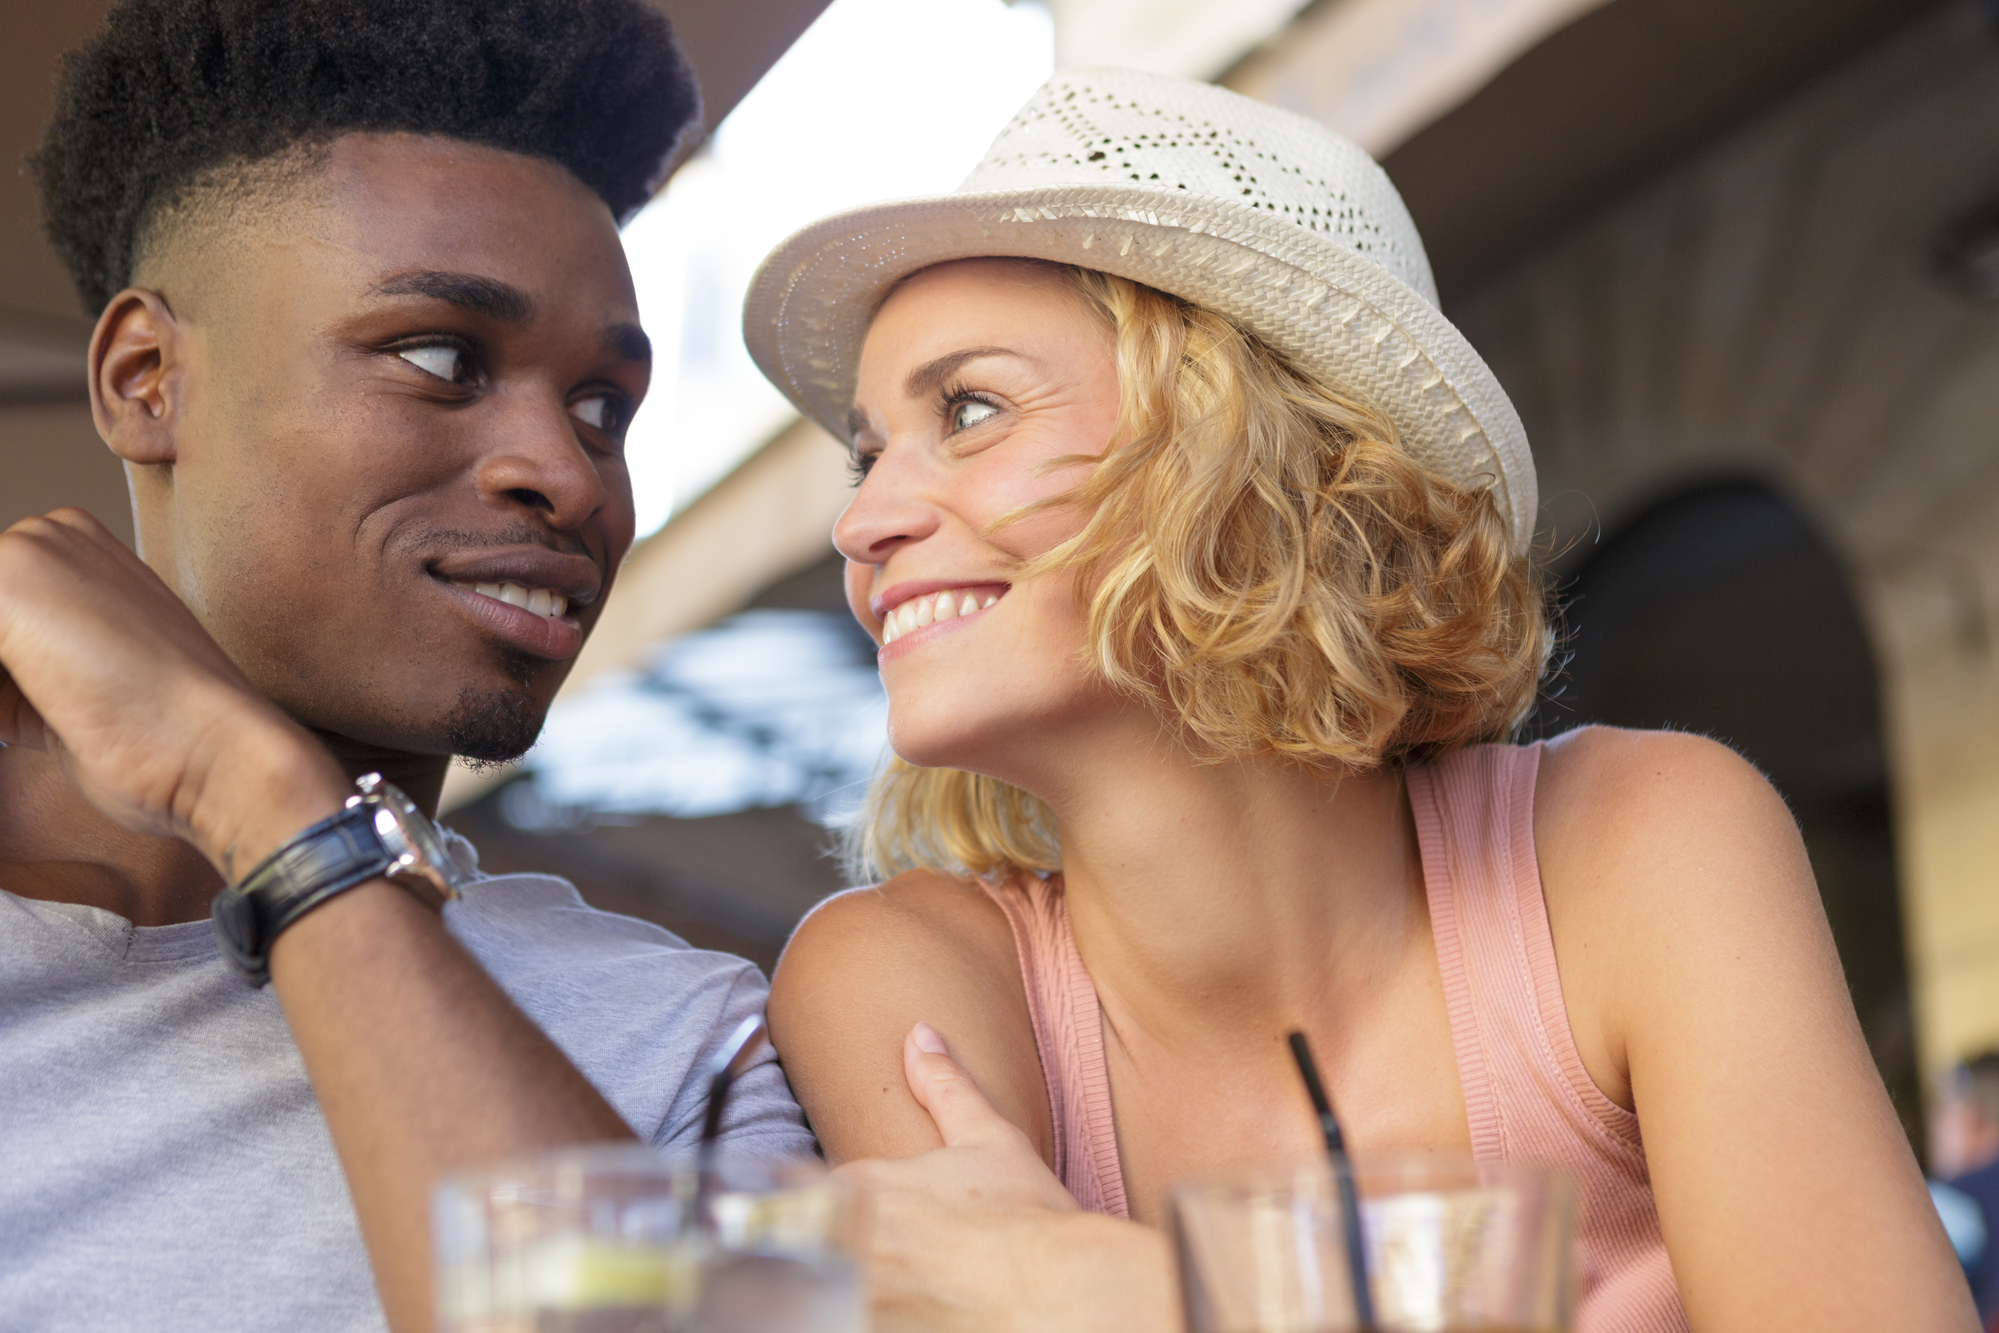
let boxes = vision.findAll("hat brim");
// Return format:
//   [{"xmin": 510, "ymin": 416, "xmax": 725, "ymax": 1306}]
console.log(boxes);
[{"xmin": 744, "ymin": 183, "xmax": 1535, "ymax": 552}]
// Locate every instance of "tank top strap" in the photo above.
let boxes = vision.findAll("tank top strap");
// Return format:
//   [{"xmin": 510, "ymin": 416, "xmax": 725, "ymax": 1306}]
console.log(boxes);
[
  {"xmin": 1406, "ymin": 741, "xmax": 1643, "ymax": 1161},
  {"xmin": 978, "ymin": 872, "xmax": 1130, "ymax": 1218},
  {"xmin": 1409, "ymin": 743, "xmax": 1691, "ymax": 1332}
]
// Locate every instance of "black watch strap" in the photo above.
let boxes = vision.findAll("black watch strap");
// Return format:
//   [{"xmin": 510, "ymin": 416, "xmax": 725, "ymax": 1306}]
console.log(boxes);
[{"xmin": 211, "ymin": 803, "xmax": 395, "ymax": 986}]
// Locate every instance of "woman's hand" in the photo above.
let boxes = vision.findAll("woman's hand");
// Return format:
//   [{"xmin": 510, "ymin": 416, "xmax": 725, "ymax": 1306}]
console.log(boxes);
[{"xmin": 842, "ymin": 1023, "xmax": 1180, "ymax": 1333}]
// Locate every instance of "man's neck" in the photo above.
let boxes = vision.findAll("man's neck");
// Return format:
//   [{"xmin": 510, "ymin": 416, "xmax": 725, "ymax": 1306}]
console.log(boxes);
[
  {"xmin": 310, "ymin": 732, "xmax": 453, "ymax": 819},
  {"xmin": 0, "ymin": 738, "xmax": 452, "ymax": 927}
]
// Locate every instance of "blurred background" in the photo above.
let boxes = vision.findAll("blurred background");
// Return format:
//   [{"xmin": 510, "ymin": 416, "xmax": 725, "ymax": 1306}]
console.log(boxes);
[{"xmin": 6, "ymin": 0, "xmax": 1997, "ymax": 1155}]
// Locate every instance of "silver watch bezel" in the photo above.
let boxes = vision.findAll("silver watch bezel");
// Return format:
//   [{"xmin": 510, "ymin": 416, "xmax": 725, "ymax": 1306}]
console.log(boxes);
[{"xmin": 345, "ymin": 772, "xmax": 468, "ymax": 902}]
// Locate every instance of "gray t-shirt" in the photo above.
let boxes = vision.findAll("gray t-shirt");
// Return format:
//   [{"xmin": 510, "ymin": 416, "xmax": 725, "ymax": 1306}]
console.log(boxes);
[{"xmin": 0, "ymin": 831, "xmax": 812, "ymax": 1331}]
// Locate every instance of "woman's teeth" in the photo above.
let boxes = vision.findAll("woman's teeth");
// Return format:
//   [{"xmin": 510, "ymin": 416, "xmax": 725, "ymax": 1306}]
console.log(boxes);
[
  {"xmin": 464, "ymin": 581, "xmax": 568, "ymax": 618},
  {"xmin": 880, "ymin": 589, "xmax": 1000, "ymax": 644}
]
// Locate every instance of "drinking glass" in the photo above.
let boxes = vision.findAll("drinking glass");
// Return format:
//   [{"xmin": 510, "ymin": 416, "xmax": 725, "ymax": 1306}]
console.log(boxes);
[
  {"xmin": 692, "ymin": 1156, "xmax": 867, "ymax": 1333},
  {"xmin": 1172, "ymin": 1152, "xmax": 1576, "ymax": 1333},
  {"xmin": 434, "ymin": 1144, "xmax": 864, "ymax": 1333}
]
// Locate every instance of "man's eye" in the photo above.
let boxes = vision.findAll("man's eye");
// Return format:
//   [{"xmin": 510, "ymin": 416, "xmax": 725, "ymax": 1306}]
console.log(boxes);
[
  {"xmin": 951, "ymin": 399, "xmax": 999, "ymax": 432},
  {"xmin": 398, "ymin": 345, "xmax": 463, "ymax": 382},
  {"xmin": 571, "ymin": 393, "xmax": 623, "ymax": 435}
]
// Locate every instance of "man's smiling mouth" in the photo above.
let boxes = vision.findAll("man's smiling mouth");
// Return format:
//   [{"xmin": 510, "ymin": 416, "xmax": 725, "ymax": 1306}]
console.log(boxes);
[{"xmin": 450, "ymin": 580, "xmax": 569, "ymax": 619}]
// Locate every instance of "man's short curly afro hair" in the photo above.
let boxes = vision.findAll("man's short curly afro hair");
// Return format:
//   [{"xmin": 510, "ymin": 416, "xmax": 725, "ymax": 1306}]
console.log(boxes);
[{"xmin": 31, "ymin": 0, "xmax": 700, "ymax": 314}]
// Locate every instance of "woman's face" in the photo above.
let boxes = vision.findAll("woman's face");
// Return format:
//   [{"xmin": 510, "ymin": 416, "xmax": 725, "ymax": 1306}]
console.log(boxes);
[{"xmin": 835, "ymin": 258, "xmax": 1126, "ymax": 777}]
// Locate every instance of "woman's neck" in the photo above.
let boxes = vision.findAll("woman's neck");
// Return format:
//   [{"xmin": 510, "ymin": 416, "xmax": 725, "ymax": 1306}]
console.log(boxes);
[{"xmin": 1026, "ymin": 722, "xmax": 1426, "ymax": 1054}]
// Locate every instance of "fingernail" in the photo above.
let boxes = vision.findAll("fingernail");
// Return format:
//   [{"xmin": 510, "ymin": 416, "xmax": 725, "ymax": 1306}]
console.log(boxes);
[{"xmin": 911, "ymin": 1021, "xmax": 948, "ymax": 1056}]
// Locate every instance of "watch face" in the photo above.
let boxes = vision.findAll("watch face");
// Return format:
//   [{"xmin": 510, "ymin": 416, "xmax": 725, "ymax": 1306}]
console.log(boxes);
[{"xmin": 369, "ymin": 781, "xmax": 467, "ymax": 897}]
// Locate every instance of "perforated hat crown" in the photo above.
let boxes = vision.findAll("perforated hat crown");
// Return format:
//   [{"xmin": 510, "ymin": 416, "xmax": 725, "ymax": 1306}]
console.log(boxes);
[{"xmin": 745, "ymin": 68, "xmax": 1535, "ymax": 551}]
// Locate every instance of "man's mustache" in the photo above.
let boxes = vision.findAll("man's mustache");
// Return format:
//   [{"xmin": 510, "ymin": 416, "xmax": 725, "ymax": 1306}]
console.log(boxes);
[{"xmin": 393, "ymin": 525, "xmax": 596, "ymax": 563}]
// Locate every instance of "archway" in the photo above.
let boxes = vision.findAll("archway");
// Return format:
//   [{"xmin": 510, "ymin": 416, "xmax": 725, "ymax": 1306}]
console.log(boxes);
[{"xmin": 1529, "ymin": 479, "xmax": 1921, "ymax": 1148}]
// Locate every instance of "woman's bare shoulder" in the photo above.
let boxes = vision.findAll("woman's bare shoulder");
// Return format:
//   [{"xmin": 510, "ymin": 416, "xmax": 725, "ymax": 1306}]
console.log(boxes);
[
  {"xmin": 1537, "ymin": 721, "xmax": 1774, "ymax": 805},
  {"xmin": 1533, "ymin": 724, "xmax": 1799, "ymax": 881},
  {"xmin": 781, "ymin": 870, "xmax": 1019, "ymax": 978},
  {"xmin": 1529, "ymin": 725, "xmax": 1818, "ymax": 1107},
  {"xmin": 769, "ymin": 870, "xmax": 1051, "ymax": 1163},
  {"xmin": 1533, "ymin": 722, "xmax": 1813, "ymax": 934}
]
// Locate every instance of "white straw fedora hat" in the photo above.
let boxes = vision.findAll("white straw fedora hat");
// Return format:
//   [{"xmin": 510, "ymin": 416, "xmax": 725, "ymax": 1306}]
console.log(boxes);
[{"xmin": 744, "ymin": 67, "xmax": 1536, "ymax": 552}]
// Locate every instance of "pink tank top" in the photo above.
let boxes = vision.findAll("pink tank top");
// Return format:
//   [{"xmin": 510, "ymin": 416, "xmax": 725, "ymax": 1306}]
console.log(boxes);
[{"xmin": 978, "ymin": 741, "xmax": 1690, "ymax": 1332}]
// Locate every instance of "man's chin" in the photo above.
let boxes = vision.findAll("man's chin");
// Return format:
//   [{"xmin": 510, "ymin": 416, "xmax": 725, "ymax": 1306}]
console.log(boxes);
[{"xmin": 442, "ymin": 682, "xmax": 548, "ymax": 766}]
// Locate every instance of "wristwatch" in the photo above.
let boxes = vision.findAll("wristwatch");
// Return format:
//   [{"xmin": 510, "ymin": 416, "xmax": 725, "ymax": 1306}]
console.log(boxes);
[{"xmin": 210, "ymin": 772, "xmax": 470, "ymax": 986}]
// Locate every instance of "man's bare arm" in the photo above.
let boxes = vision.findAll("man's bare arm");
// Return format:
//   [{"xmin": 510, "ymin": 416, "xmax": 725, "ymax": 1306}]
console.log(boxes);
[{"xmin": 0, "ymin": 509, "xmax": 636, "ymax": 1332}]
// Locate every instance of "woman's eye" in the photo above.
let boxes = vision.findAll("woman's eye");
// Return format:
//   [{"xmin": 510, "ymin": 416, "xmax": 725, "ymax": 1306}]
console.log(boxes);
[
  {"xmin": 398, "ymin": 344, "xmax": 463, "ymax": 382},
  {"xmin": 951, "ymin": 399, "xmax": 999, "ymax": 432},
  {"xmin": 569, "ymin": 395, "xmax": 617, "ymax": 431}
]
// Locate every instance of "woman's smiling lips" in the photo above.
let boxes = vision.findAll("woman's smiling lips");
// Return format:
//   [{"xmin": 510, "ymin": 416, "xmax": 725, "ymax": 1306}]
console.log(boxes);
[{"xmin": 872, "ymin": 580, "xmax": 1009, "ymax": 656}]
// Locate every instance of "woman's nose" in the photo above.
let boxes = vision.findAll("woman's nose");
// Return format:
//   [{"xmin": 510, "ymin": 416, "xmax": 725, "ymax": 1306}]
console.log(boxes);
[{"xmin": 832, "ymin": 443, "xmax": 940, "ymax": 565}]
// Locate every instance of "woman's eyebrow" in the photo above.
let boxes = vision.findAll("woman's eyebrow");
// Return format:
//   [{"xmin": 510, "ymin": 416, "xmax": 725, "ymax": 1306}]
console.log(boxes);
[{"xmin": 901, "ymin": 346, "xmax": 1026, "ymax": 399}]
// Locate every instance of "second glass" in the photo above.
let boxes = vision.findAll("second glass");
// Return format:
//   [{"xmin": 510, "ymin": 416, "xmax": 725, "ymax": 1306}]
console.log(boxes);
[{"xmin": 1172, "ymin": 1152, "xmax": 1576, "ymax": 1333}]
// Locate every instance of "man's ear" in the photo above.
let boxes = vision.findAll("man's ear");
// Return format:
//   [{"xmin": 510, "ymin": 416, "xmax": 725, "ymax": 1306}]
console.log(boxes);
[{"xmin": 89, "ymin": 288, "xmax": 183, "ymax": 466}]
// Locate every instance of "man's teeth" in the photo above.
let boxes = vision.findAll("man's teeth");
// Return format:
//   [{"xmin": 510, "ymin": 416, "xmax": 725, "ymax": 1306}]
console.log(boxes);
[
  {"xmin": 468, "ymin": 581, "xmax": 568, "ymax": 618},
  {"xmin": 880, "ymin": 589, "xmax": 1001, "ymax": 644}
]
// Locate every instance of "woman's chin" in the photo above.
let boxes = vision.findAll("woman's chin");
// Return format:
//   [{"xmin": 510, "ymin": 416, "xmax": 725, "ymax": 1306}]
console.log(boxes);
[{"xmin": 887, "ymin": 715, "xmax": 1016, "ymax": 776}]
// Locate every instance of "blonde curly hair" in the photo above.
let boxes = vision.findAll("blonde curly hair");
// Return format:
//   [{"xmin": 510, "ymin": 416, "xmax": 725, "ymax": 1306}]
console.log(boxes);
[{"xmin": 846, "ymin": 265, "xmax": 1547, "ymax": 883}]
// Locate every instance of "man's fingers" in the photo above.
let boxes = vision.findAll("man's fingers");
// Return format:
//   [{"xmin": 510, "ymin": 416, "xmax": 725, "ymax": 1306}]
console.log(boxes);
[
  {"xmin": 0, "ymin": 672, "xmax": 52, "ymax": 752},
  {"xmin": 903, "ymin": 1022, "xmax": 1034, "ymax": 1154}
]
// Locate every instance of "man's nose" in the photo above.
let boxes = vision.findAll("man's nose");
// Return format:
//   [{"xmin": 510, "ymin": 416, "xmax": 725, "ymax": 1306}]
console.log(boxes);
[
  {"xmin": 473, "ymin": 393, "xmax": 609, "ymax": 532},
  {"xmin": 832, "ymin": 442, "xmax": 941, "ymax": 565}
]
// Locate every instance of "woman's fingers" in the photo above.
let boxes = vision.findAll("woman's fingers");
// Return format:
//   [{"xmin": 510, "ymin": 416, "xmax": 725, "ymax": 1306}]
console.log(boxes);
[{"xmin": 903, "ymin": 1022, "xmax": 1035, "ymax": 1154}]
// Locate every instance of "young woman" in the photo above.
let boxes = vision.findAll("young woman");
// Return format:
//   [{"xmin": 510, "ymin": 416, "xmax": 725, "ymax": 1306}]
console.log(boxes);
[{"xmin": 750, "ymin": 70, "xmax": 1969, "ymax": 1331}]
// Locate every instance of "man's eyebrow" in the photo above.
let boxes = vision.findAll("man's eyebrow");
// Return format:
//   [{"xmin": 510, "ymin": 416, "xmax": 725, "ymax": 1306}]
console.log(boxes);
[
  {"xmin": 902, "ymin": 346, "xmax": 1023, "ymax": 400},
  {"xmin": 603, "ymin": 323, "xmax": 651, "ymax": 364},
  {"xmin": 368, "ymin": 270, "xmax": 535, "ymax": 322}
]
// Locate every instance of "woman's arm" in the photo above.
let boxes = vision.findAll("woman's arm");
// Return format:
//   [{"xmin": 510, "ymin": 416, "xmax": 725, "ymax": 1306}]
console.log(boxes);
[
  {"xmin": 848, "ymin": 1024, "xmax": 1178, "ymax": 1333},
  {"xmin": 768, "ymin": 873, "xmax": 1053, "ymax": 1163},
  {"xmin": 1537, "ymin": 727, "xmax": 1975, "ymax": 1331},
  {"xmin": 772, "ymin": 878, "xmax": 1174, "ymax": 1332}
]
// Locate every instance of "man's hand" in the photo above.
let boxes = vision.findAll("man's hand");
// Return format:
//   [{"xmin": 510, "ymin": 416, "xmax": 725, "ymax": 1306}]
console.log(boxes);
[
  {"xmin": 0, "ymin": 509, "xmax": 345, "ymax": 878},
  {"xmin": 841, "ymin": 1023, "xmax": 1179, "ymax": 1333}
]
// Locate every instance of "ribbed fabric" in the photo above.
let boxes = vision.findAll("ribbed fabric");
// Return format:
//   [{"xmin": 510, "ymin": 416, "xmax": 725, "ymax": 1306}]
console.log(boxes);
[
  {"xmin": 979, "ymin": 874, "xmax": 1130, "ymax": 1219},
  {"xmin": 1408, "ymin": 742, "xmax": 1687, "ymax": 1332},
  {"xmin": 988, "ymin": 742, "xmax": 1689, "ymax": 1331}
]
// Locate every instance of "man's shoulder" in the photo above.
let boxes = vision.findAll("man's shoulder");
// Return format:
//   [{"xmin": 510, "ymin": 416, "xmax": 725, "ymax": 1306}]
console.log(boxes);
[
  {"xmin": 448, "ymin": 867, "xmax": 759, "ymax": 982},
  {"xmin": 439, "ymin": 829, "xmax": 767, "ymax": 999},
  {"xmin": 438, "ymin": 832, "xmax": 809, "ymax": 1153}
]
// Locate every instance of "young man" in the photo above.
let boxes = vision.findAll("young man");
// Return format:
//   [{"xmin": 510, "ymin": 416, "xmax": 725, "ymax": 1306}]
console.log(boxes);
[{"xmin": 0, "ymin": 1, "xmax": 810, "ymax": 1329}]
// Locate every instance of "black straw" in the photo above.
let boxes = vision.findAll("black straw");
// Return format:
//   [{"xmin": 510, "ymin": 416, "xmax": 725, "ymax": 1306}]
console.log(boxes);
[
  {"xmin": 1287, "ymin": 1030, "xmax": 1375, "ymax": 1330},
  {"xmin": 694, "ymin": 1014, "xmax": 769, "ymax": 1222}
]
